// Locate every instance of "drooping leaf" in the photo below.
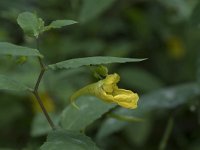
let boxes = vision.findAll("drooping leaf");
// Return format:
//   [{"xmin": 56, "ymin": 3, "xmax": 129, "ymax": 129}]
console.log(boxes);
[
  {"xmin": 48, "ymin": 56, "xmax": 145, "ymax": 70},
  {"xmin": 61, "ymin": 96, "xmax": 116, "ymax": 131},
  {"xmin": 44, "ymin": 20, "xmax": 77, "ymax": 31},
  {"xmin": 0, "ymin": 42, "xmax": 43, "ymax": 57},
  {"xmin": 97, "ymin": 83, "xmax": 200, "ymax": 140},
  {"xmin": 40, "ymin": 129, "xmax": 99, "ymax": 150},
  {"xmin": 79, "ymin": 0, "xmax": 116, "ymax": 23},
  {"xmin": 17, "ymin": 12, "xmax": 44, "ymax": 38},
  {"xmin": 0, "ymin": 74, "xmax": 30, "ymax": 91}
]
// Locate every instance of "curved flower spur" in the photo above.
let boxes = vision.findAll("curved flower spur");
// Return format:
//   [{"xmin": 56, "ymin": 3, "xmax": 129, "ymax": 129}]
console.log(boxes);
[{"xmin": 70, "ymin": 73, "xmax": 139, "ymax": 109}]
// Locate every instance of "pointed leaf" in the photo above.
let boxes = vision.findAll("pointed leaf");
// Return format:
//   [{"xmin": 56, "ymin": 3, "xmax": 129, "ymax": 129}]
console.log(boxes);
[
  {"xmin": 0, "ymin": 42, "xmax": 43, "ymax": 57},
  {"xmin": 48, "ymin": 56, "xmax": 145, "ymax": 70},
  {"xmin": 40, "ymin": 129, "xmax": 99, "ymax": 150},
  {"xmin": 44, "ymin": 20, "xmax": 77, "ymax": 31},
  {"xmin": 0, "ymin": 74, "xmax": 30, "ymax": 91},
  {"xmin": 61, "ymin": 96, "xmax": 116, "ymax": 131}
]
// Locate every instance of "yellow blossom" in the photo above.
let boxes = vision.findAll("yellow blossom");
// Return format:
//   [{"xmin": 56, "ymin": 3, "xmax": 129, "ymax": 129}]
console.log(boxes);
[
  {"xmin": 167, "ymin": 36, "xmax": 185, "ymax": 59},
  {"xmin": 71, "ymin": 73, "xmax": 139, "ymax": 109}
]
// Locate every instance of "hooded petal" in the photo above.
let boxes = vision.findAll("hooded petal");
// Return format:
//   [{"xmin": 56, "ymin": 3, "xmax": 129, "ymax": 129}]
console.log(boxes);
[
  {"xmin": 113, "ymin": 89, "xmax": 139, "ymax": 109},
  {"xmin": 70, "ymin": 73, "xmax": 139, "ymax": 109}
]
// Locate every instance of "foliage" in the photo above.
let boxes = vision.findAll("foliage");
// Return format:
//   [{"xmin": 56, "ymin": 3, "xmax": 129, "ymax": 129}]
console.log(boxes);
[{"xmin": 0, "ymin": 0, "xmax": 200, "ymax": 150}]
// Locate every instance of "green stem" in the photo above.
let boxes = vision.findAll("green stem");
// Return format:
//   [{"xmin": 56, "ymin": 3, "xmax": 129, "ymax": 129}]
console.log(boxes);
[
  {"xmin": 32, "ymin": 37, "xmax": 56, "ymax": 130},
  {"xmin": 159, "ymin": 117, "xmax": 174, "ymax": 150}
]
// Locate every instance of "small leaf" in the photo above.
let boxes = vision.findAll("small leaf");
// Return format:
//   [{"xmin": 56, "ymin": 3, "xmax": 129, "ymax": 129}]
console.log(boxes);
[
  {"xmin": 79, "ymin": 0, "xmax": 116, "ymax": 23},
  {"xmin": 40, "ymin": 129, "xmax": 99, "ymax": 150},
  {"xmin": 17, "ymin": 12, "xmax": 44, "ymax": 38},
  {"xmin": 0, "ymin": 42, "xmax": 43, "ymax": 57},
  {"xmin": 61, "ymin": 96, "xmax": 116, "ymax": 131},
  {"xmin": 0, "ymin": 74, "xmax": 30, "ymax": 91},
  {"xmin": 44, "ymin": 20, "xmax": 77, "ymax": 31},
  {"xmin": 48, "ymin": 56, "xmax": 146, "ymax": 70}
]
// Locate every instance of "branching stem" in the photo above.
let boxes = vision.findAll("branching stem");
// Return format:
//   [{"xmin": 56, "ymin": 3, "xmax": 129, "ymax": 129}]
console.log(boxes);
[{"xmin": 32, "ymin": 37, "xmax": 56, "ymax": 130}]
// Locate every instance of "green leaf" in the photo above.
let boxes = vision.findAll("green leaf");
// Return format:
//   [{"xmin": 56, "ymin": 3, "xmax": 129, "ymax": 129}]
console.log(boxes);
[
  {"xmin": 61, "ymin": 96, "xmax": 116, "ymax": 131},
  {"xmin": 140, "ymin": 83, "xmax": 200, "ymax": 110},
  {"xmin": 97, "ymin": 83, "xmax": 200, "ymax": 140},
  {"xmin": 40, "ymin": 129, "xmax": 99, "ymax": 150},
  {"xmin": 0, "ymin": 42, "xmax": 43, "ymax": 57},
  {"xmin": 17, "ymin": 12, "xmax": 44, "ymax": 38},
  {"xmin": 44, "ymin": 20, "xmax": 77, "ymax": 31},
  {"xmin": 0, "ymin": 74, "xmax": 30, "ymax": 91},
  {"xmin": 79, "ymin": 0, "xmax": 116, "ymax": 23},
  {"xmin": 48, "ymin": 56, "xmax": 145, "ymax": 70}
]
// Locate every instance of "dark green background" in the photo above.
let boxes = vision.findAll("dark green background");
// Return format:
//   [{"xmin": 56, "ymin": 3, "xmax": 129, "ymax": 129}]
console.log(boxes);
[{"xmin": 0, "ymin": 0, "xmax": 200, "ymax": 150}]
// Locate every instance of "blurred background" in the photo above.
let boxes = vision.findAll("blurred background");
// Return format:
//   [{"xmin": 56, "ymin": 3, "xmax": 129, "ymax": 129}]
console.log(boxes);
[{"xmin": 0, "ymin": 0, "xmax": 200, "ymax": 150}]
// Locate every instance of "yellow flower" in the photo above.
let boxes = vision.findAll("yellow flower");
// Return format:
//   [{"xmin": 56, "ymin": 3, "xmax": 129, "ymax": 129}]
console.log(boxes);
[
  {"xmin": 167, "ymin": 36, "xmax": 185, "ymax": 59},
  {"xmin": 71, "ymin": 73, "xmax": 139, "ymax": 109}
]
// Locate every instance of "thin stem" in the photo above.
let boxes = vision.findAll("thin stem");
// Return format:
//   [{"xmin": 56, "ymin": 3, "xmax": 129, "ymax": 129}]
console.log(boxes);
[
  {"xmin": 32, "ymin": 37, "xmax": 56, "ymax": 130},
  {"xmin": 159, "ymin": 117, "xmax": 174, "ymax": 150},
  {"xmin": 33, "ymin": 91, "xmax": 56, "ymax": 129},
  {"xmin": 34, "ymin": 66, "xmax": 45, "ymax": 92}
]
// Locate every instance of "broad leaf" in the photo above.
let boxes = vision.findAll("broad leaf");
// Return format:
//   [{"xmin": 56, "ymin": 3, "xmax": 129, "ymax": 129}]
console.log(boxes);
[
  {"xmin": 48, "ymin": 56, "xmax": 145, "ymax": 70},
  {"xmin": 79, "ymin": 0, "xmax": 116, "ymax": 23},
  {"xmin": 40, "ymin": 129, "xmax": 99, "ymax": 150},
  {"xmin": 97, "ymin": 83, "xmax": 200, "ymax": 140},
  {"xmin": 44, "ymin": 20, "xmax": 77, "ymax": 31},
  {"xmin": 0, "ymin": 42, "xmax": 43, "ymax": 57},
  {"xmin": 17, "ymin": 12, "xmax": 44, "ymax": 38},
  {"xmin": 61, "ymin": 96, "xmax": 116, "ymax": 131},
  {"xmin": 140, "ymin": 83, "xmax": 200, "ymax": 110},
  {"xmin": 0, "ymin": 74, "xmax": 30, "ymax": 91}
]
